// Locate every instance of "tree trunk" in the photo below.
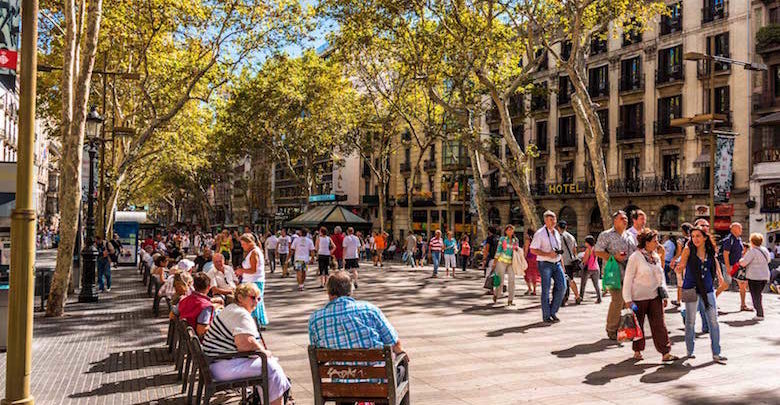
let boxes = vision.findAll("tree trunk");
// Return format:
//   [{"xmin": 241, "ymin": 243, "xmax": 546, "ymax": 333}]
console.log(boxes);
[
  {"xmin": 466, "ymin": 139, "xmax": 489, "ymax": 242},
  {"xmin": 48, "ymin": 0, "xmax": 103, "ymax": 317},
  {"xmin": 377, "ymin": 185, "xmax": 385, "ymax": 233},
  {"xmin": 102, "ymin": 181, "xmax": 120, "ymax": 238},
  {"xmin": 568, "ymin": 72, "xmax": 612, "ymax": 229}
]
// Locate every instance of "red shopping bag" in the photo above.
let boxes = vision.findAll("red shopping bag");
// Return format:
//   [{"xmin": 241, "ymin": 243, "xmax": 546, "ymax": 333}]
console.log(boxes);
[{"xmin": 617, "ymin": 308, "xmax": 644, "ymax": 343}]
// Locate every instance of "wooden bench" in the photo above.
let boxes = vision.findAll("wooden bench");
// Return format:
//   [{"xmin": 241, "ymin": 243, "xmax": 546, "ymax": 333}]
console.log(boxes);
[
  {"xmin": 308, "ymin": 345, "xmax": 409, "ymax": 405},
  {"xmin": 151, "ymin": 277, "xmax": 170, "ymax": 317}
]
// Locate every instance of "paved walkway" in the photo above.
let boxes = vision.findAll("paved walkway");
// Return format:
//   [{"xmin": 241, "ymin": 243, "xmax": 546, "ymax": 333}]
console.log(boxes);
[{"xmin": 0, "ymin": 254, "xmax": 779, "ymax": 404}]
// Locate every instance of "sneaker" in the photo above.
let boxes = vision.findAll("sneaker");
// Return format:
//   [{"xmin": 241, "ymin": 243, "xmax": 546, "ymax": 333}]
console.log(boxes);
[
  {"xmin": 298, "ymin": 286, "xmax": 304, "ymax": 292},
  {"xmin": 770, "ymin": 284, "xmax": 779, "ymax": 294},
  {"xmin": 687, "ymin": 353, "xmax": 695, "ymax": 359},
  {"xmin": 106, "ymin": 288, "xmax": 111, "ymax": 292},
  {"xmin": 754, "ymin": 316, "xmax": 764, "ymax": 321},
  {"xmin": 712, "ymin": 355, "xmax": 728, "ymax": 363},
  {"xmin": 551, "ymin": 315, "xmax": 560, "ymax": 323}
]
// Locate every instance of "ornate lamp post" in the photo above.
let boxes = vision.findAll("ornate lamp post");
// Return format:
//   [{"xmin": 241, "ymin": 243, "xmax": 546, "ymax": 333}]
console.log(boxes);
[{"xmin": 77, "ymin": 106, "xmax": 103, "ymax": 303}]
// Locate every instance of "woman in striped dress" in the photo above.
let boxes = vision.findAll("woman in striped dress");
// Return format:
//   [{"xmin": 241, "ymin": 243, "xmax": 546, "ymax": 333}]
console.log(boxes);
[{"xmin": 235, "ymin": 233, "xmax": 268, "ymax": 326}]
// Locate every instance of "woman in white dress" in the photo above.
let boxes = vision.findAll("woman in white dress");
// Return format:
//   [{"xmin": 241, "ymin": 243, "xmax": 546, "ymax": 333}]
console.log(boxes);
[{"xmin": 235, "ymin": 233, "xmax": 268, "ymax": 325}]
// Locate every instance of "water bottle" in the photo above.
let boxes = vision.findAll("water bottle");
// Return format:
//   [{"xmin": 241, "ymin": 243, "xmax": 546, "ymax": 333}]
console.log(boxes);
[{"xmin": 631, "ymin": 303, "xmax": 639, "ymax": 312}]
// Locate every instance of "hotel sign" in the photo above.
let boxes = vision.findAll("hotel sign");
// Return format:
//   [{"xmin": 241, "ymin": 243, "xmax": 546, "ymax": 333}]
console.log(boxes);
[{"xmin": 548, "ymin": 182, "xmax": 585, "ymax": 195}]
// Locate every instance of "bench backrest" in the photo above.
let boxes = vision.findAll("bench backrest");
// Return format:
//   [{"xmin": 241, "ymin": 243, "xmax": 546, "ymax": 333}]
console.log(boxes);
[
  {"xmin": 308, "ymin": 345, "xmax": 396, "ymax": 404},
  {"xmin": 186, "ymin": 326, "xmax": 216, "ymax": 386}
]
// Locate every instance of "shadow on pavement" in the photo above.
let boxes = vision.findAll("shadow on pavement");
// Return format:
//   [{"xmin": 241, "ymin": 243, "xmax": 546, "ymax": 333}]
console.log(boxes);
[
  {"xmin": 723, "ymin": 319, "xmax": 759, "ymax": 328},
  {"xmin": 551, "ymin": 338, "xmax": 620, "ymax": 358},
  {"xmin": 69, "ymin": 372, "xmax": 180, "ymax": 398},
  {"xmin": 486, "ymin": 321, "xmax": 551, "ymax": 337},
  {"xmin": 639, "ymin": 360, "xmax": 714, "ymax": 384},
  {"xmin": 86, "ymin": 347, "xmax": 173, "ymax": 374},
  {"xmin": 583, "ymin": 358, "xmax": 655, "ymax": 385},
  {"xmin": 673, "ymin": 389, "xmax": 780, "ymax": 404}
]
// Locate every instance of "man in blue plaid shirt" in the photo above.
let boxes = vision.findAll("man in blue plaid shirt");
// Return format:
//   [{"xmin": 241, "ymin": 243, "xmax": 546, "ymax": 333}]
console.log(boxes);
[{"xmin": 308, "ymin": 271, "xmax": 403, "ymax": 353}]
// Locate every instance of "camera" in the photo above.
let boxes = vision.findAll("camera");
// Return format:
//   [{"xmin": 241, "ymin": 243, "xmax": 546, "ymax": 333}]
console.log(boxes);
[{"xmin": 554, "ymin": 248, "xmax": 564, "ymax": 255}]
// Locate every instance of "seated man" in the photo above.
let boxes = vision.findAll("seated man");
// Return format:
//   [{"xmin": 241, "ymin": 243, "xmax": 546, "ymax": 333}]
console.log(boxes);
[
  {"xmin": 177, "ymin": 272, "xmax": 214, "ymax": 337},
  {"xmin": 206, "ymin": 253, "xmax": 237, "ymax": 303},
  {"xmin": 194, "ymin": 248, "xmax": 214, "ymax": 273},
  {"xmin": 140, "ymin": 245, "xmax": 155, "ymax": 271},
  {"xmin": 308, "ymin": 271, "xmax": 407, "ymax": 390},
  {"xmin": 201, "ymin": 283, "xmax": 291, "ymax": 405}
]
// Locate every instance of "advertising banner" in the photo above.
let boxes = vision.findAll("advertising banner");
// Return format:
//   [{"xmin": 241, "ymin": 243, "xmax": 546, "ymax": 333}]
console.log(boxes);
[
  {"xmin": 714, "ymin": 136, "xmax": 734, "ymax": 203},
  {"xmin": 0, "ymin": 0, "xmax": 19, "ymax": 90}
]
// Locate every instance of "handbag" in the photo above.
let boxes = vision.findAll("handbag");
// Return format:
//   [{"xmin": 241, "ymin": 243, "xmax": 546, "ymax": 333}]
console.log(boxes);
[
  {"xmin": 561, "ymin": 234, "xmax": 583, "ymax": 272},
  {"xmin": 657, "ymin": 286, "xmax": 668, "ymax": 300},
  {"xmin": 681, "ymin": 288, "xmax": 698, "ymax": 303},
  {"xmin": 617, "ymin": 308, "xmax": 644, "ymax": 342},
  {"xmin": 602, "ymin": 256, "xmax": 622, "ymax": 290}
]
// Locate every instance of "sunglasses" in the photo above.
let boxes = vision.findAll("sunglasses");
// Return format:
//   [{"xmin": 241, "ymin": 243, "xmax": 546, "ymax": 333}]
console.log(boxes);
[{"xmin": 246, "ymin": 295, "xmax": 261, "ymax": 302}]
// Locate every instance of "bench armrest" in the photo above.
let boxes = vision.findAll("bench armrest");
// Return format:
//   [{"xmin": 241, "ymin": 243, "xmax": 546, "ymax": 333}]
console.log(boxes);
[
  {"xmin": 393, "ymin": 351, "xmax": 408, "ymax": 369},
  {"xmin": 207, "ymin": 350, "xmax": 268, "ymax": 362}
]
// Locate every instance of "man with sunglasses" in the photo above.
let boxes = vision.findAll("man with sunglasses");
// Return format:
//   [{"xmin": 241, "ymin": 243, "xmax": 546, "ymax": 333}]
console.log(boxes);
[{"xmin": 594, "ymin": 210, "xmax": 637, "ymax": 340}]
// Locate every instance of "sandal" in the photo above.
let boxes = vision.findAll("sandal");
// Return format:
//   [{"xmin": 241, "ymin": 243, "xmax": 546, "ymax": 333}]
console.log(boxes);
[
  {"xmin": 741, "ymin": 306, "xmax": 753, "ymax": 312},
  {"xmin": 662, "ymin": 354, "xmax": 679, "ymax": 362},
  {"xmin": 633, "ymin": 352, "xmax": 643, "ymax": 360}
]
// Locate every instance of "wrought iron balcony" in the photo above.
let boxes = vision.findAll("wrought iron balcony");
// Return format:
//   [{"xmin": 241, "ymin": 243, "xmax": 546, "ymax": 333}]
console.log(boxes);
[
  {"xmin": 400, "ymin": 162, "xmax": 411, "ymax": 173},
  {"xmin": 654, "ymin": 120, "xmax": 684, "ymax": 139},
  {"xmin": 702, "ymin": 0, "xmax": 727, "ymax": 24},
  {"xmin": 619, "ymin": 74, "xmax": 644, "ymax": 94},
  {"xmin": 655, "ymin": 66, "xmax": 684, "ymax": 85},
  {"xmin": 616, "ymin": 124, "xmax": 645, "ymax": 143}
]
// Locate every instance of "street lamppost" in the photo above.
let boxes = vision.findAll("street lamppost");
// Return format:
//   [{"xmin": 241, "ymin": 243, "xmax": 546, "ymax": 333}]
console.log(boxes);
[
  {"xmin": 77, "ymin": 106, "xmax": 103, "ymax": 303},
  {"xmin": 671, "ymin": 48, "xmax": 767, "ymax": 227}
]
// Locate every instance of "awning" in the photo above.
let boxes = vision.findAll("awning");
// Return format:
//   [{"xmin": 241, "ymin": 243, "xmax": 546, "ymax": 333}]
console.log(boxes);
[
  {"xmin": 753, "ymin": 112, "xmax": 780, "ymax": 127},
  {"xmin": 285, "ymin": 204, "xmax": 370, "ymax": 230},
  {"xmin": 693, "ymin": 148, "xmax": 710, "ymax": 167}
]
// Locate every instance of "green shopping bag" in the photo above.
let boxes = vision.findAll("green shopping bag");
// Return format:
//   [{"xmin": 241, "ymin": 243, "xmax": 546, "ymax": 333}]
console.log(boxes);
[{"xmin": 602, "ymin": 256, "xmax": 622, "ymax": 290}]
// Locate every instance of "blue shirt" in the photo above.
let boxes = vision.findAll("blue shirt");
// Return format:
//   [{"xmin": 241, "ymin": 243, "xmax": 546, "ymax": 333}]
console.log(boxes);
[
  {"xmin": 443, "ymin": 238, "xmax": 457, "ymax": 255},
  {"xmin": 719, "ymin": 233, "xmax": 743, "ymax": 266},
  {"xmin": 682, "ymin": 253, "xmax": 717, "ymax": 293},
  {"xmin": 663, "ymin": 240, "xmax": 676, "ymax": 263},
  {"xmin": 308, "ymin": 296, "xmax": 398, "ymax": 349}
]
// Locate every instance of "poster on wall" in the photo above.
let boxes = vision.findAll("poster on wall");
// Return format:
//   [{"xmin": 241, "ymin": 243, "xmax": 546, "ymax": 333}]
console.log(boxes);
[
  {"xmin": 113, "ymin": 222, "xmax": 139, "ymax": 266},
  {"xmin": 714, "ymin": 135, "xmax": 734, "ymax": 203},
  {"xmin": 0, "ymin": 0, "xmax": 19, "ymax": 91}
]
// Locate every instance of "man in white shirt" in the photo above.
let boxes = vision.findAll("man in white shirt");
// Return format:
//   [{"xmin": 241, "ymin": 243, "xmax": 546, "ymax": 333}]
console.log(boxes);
[
  {"xmin": 530, "ymin": 210, "xmax": 567, "ymax": 323},
  {"xmin": 277, "ymin": 229, "xmax": 291, "ymax": 278},
  {"xmin": 265, "ymin": 232, "xmax": 279, "ymax": 274},
  {"xmin": 291, "ymin": 232, "xmax": 315, "ymax": 291},
  {"xmin": 206, "ymin": 253, "xmax": 237, "ymax": 300},
  {"xmin": 343, "ymin": 227, "xmax": 362, "ymax": 289},
  {"xmin": 626, "ymin": 209, "xmax": 646, "ymax": 243}
]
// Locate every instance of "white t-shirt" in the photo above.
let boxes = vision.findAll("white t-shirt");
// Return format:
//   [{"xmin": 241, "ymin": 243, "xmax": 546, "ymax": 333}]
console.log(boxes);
[
  {"xmin": 530, "ymin": 226, "xmax": 563, "ymax": 263},
  {"xmin": 317, "ymin": 235, "xmax": 332, "ymax": 256},
  {"xmin": 241, "ymin": 247, "xmax": 265, "ymax": 283},
  {"xmin": 291, "ymin": 236, "xmax": 315, "ymax": 261},
  {"xmin": 265, "ymin": 235, "xmax": 278, "ymax": 250},
  {"xmin": 206, "ymin": 265, "xmax": 237, "ymax": 290},
  {"xmin": 277, "ymin": 235, "xmax": 291, "ymax": 254},
  {"xmin": 157, "ymin": 241, "xmax": 167, "ymax": 252},
  {"xmin": 343, "ymin": 234, "xmax": 360, "ymax": 259}
]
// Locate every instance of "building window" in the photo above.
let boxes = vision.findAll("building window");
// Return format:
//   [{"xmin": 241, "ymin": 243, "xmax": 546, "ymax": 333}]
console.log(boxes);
[
  {"xmin": 535, "ymin": 120, "xmax": 548, "ymax": 151},
  {"xmin": 622, "ymin": 19, "xmax": 642, "ymax": 46},
  {"xmin": 624, "ymin": 155, "xmax": 641, "ymax": 192},
  {"xmin": 535, "ymin": 49, "xmax": 548, "ymax": 71},
  {"xmin": 705, "ymin": 32, "xmax": 730, "ymax": 72},
  {"xmin": 657, "ymin": 95, "xmax": 683, "ymax": 134},
  {"xmin": 662, "ymin": 153, "xmax": 681, "ymax": 184},
  {"xmin": 618, "ymin": 103, "xmax": 644, "ymax": 140},
  {"xmin": 773, "ymin": 65, "xmax": 780, "ymax": 98},
  {"xmin": 590, "ymin": 32, "xmax": 608, "ymax": 55},
  {"xmin": 597, "ymin": 109, "xmax": 609, "ymax": 138},
  {"xmin": 706, "ymin": 86, "xmax": 730, "ymax": 117},
  {"xmin": 535, "ymin": 165, "xmax": 546, "ymax": 185},
  {"xmin": 558, "ymin": 75, "xmax": 572, "ymax": 105},
  {"xmin": 659, "ymin": 205, "xmax": 680, "ymax": 231},
  {"xmin": 660, "ymin": 3, "xmax": 683, "ymax": 35},
  {"xmin": 702, "ymin": 0, "xmax": 726, "ymax": 24},
  {"xmin": 442, "ymin": 140, "xmax": 466, "ymax": 167},
  {"xmin": 561, "ymin": 161, "xmax": 574, "ymax": 183},
  {"xmin": 404, "ymin": 148, "xmax": 410, "ymax": 165},
  {"xmin": 561, "ymin": 40, "xmax": 572, "ymax": 62},
  {"xmin": 771, "ymin": 7, "xmax": 779, "ymax": 24},
  {"xmin": 531, "ymin": 81, "xmax": 549, "ymax": 110},
  {"xmin": 657, "ymin": 45, "xmax": 683, "ymax": 84},
  {"xmin": 557, "ymin": 116, "xmax": 576, "ymax": 148},
  {"xmin": 762, "ymin": 183, "xmax": 780, "ymax": 213},
  {"xmin": 588, "ymin": 65, "xmax": 609, "ymax": 98},
  {"xmin": 619, "ymin": 56, "xmax": 642, "ymax": 92}
]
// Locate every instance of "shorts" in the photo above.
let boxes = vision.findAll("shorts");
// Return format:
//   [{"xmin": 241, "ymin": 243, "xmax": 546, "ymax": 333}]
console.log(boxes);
[
  {"xmin": 345, "ymin": 258, "xmax": 359, "ymax": 270},
  {"xmin": 564, "ymin": 264, "xmax": 578, "ymax": 279},
  {"xmin": 444, "ymin": 253, "xmax": 457, "ymax": 268},
  {"xmin": 294, "ymin": 260, "xmax": 307, "ymax": 272},
  {"xmin": 278, "ymin": 253, "xmax": 288, "ymax": 264},
  {"xmin": 318, "ymin": 255, "xmax": 331, "ymax": 276}
]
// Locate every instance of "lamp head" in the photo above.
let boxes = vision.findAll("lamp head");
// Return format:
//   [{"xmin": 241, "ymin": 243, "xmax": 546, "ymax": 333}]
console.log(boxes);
[{"xmin": 85, "ymin": 105, "xmax": 104, "ymax": 140}]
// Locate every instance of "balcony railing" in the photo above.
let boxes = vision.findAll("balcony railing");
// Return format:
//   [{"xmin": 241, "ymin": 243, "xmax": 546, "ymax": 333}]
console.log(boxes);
[
  {"xmin": 753, "ymin": 93, "xmax": 779, "ymax": 110},
  {"xmin": 656, "ymin": 66, "xmax": 684, "ymax": 85},
  {"xmin": 702, "ymin": 1, "xmax": 727, "ymax": 24},
  {"xmin": 660, "ymin": 17, "xmax": 682, "ymax": 36},
  {"xmin": 654, "ymin": 120, "xmax": 685, "ymax": 139},
  {"xmin": 555, "ymin": 135, "xmax": 576, "ymax": 149},
  {"xmin": 531, "ymin": 95, "xmax": 549, "ymax": 111},
  {"xmin": 558, "ymin": 91, "xmax": 571, "ymax": 106},
  {"xmin": 754, "ymin": 148, "xmax": 780, "ymax": 164},
  {"xmin": 535, "ymin": 137, "xmax": 549, "ymax": 153},
  {"xmin": 524, "ymin": 174, "xmax": 708, "ymax": 198},
  {"xmin": 697, "ymin": 57, "xmax": 731, "ymax": 78},
  {"xmin": 616, "ymin": 124, "xmax": 645, "ymax": 142},
  {"xmin": 424, "ymin": 159, "xmax": 437, "ymax": 171},
  {"xmin": 400, "ymin": 162, "xmax": 411, "ymax": 173},
  {"xmin": 442, "ymin": 158, "xmax": 469, "ymax": 171},
  {"xmin": 619, "ymin": 74, "xmax": 644, "ymax": 93}
]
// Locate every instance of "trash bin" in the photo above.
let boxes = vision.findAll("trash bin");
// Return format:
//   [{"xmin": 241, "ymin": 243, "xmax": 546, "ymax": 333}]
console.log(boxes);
[{"xmin": 35, "ymin": 267, "xmax": 54, "ymax": 312}]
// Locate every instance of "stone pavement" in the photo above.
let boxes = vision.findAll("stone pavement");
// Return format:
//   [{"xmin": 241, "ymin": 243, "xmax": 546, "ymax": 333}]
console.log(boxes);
[{"xmin": 1, "ymin": 254, "xmax": 779, "ymax": 404}]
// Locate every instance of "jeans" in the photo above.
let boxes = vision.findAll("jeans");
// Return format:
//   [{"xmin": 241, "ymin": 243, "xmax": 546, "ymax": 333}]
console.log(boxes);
[
  {"xmin": 538, "ymin": 261, "xmax": 565, "ymax": 320},
  {"xmin": 402, "ymin": 251, "xmax": 415, "ymax": 267},
  {"xmin": 684, "ymin": 291, "xmax": 720, "ymax": 356},
  {"xmin": 267, "ymin": 249, "xmax": 276, "ymax": 273},
  {"xmin": 97, "ymin": 261, "xmax": 111, "ymax": 291},
  {"xmin": 431, "ymin": 251, "xmax": 441, "ymax": 275}
]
